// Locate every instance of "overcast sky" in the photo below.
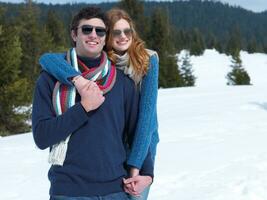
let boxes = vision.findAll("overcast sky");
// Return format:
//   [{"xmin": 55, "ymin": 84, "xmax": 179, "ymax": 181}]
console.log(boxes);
[{"xmin": 0, "ymin": 0, "xmax": 266, "ymax": 13}]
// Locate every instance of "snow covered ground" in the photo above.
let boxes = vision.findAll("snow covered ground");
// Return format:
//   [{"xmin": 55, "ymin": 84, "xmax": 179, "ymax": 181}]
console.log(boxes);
[{"xmin": 1, "ymin": 49, "xmax": 267, "ymax": 200}]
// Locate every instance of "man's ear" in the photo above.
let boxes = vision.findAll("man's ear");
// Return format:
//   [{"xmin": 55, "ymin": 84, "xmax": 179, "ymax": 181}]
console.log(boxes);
[{"xmin": 71, "ymin": 30, "xmax": 77, "ymax": 42}]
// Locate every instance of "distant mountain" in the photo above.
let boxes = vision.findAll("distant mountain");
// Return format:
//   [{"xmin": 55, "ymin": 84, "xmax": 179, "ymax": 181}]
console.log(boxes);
[
  {"xmin": 144, "ymin": 1, "xmax": 267, "ymax": 44},
  {"xmin": 1, "ymin": 0, "xmax": 266, "ymax": 49}
]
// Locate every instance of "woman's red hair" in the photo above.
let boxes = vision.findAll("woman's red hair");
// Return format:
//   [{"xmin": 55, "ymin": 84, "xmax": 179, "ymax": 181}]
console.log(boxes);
[{"xmin": 106, "ymin": 8, "xmax": 149, "ymax": 78}]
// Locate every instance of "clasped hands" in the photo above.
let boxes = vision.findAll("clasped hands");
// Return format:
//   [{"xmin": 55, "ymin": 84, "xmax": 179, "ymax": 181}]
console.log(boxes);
[
  {"xmin": 72, "ymin": 76, "xmax": 105, "ymax": 112},
  {"xmin": 123, "ymin": 168, "xmax": 153, "ymax": 197}
]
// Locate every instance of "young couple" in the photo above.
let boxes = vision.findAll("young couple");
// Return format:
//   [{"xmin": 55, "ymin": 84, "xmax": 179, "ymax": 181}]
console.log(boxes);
[{"xmin": 32, "ymin": 6, "xmax": 159, "ymax": 200}]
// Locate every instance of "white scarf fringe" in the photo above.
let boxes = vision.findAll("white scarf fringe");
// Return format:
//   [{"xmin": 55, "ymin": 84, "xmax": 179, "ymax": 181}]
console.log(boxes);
[
  {"xmin": 48, "ymin": 49, "xmax": 109, "ymax": 166},
  {"xmin": 48, "ymin": 48, "xmax": 78, "ymax": 166}
]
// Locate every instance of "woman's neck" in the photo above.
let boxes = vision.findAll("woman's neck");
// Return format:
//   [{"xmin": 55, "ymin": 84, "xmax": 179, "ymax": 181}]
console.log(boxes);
[{"xmin": 114, "ymin": 50, "xmax": 127, "ymax": 56}]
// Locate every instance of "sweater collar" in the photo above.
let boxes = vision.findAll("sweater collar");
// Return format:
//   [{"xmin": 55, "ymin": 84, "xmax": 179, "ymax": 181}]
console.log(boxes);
[{"xmin": 77, "ymin": 54, "xmax": 102, "ymax": 69}]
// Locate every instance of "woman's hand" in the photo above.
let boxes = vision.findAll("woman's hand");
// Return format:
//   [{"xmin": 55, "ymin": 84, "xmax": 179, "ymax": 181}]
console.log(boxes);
[
  {"xmin": 124, "ymin": 167, "xmax": 140, "ymax": 196},
  {"xmin": 124, "ymin": 167, "xmax": 152, "ymax": 197},
  {"xmin": 72, "ymin": 75, "xmax": 88, "ymax": 94},
  {"xmin": 123, "ymin": 175, "xmax": 152, "ymax": 197},
  {"xmin": 129, "ymin": 167, "xmax": 140, "ymax": 177}
]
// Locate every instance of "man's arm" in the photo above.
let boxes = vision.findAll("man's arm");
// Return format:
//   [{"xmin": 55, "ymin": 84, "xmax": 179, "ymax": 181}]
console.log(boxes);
[{"xmin": 32, "ymin": 72, "xmax": 104, "ymax": 150}]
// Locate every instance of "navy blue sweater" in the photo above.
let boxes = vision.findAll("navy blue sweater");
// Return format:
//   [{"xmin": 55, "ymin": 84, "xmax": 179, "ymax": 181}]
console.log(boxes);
[{"xmin": 32, "ymin": 64, "xmax": 154, "ymax": 196}]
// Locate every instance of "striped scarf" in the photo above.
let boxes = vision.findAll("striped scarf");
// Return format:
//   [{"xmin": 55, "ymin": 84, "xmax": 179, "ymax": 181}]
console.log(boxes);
[{"xmin": 48, "ymin": 48, "xmax": 116, "ymax": 166}]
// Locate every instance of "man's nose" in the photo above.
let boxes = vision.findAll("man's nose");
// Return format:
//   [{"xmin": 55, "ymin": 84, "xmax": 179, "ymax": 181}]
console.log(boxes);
[{"xmin": 88, "ymin": 28, "xmax": 98, "ymax": 38}]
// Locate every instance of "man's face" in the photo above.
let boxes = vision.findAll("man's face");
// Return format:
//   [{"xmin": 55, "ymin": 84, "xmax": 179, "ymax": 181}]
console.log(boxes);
[{"xmin": 72, "ymin": 18, "xmax": 106, "ymax": 58}]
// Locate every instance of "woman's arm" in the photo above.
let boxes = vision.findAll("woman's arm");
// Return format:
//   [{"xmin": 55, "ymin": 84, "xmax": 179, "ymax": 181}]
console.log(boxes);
[
  {"xmin": 39, "ymin": 53, "xmax": 91, "ymax": 94},
  {"xmin": 127, "ymin": 54, "xmax": 159, "ymax": 169},
  {"xmin": 39, "ymin": 53, "xmax": 81, "ymax": 86}
]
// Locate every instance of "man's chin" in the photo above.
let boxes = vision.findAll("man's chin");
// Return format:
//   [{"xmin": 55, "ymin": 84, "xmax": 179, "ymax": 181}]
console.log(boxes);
[{"xmin": 87, "ymin": 51, "xmax": 102, "ymax": 58}]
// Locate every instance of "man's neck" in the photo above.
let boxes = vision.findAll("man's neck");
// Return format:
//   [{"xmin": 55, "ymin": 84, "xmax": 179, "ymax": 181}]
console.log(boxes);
[{"xmin": 77, "ymin": 54, "xmax": 102, "ymax": 69}]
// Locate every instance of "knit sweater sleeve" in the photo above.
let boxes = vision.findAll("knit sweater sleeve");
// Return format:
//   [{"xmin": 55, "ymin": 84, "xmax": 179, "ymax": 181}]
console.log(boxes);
[
  {"xmin": 32, "ymin": 71, "xmax": 89, "ymax": 150},
  {"xmin": 39, "ymin": 53, "xmax": 81, "ymax": 86},
  {"xmin": 124, "ymin": 74, "xmax": 154, "ymax": 177},
  {"xmin": 127, "ymin": 54, "xmax": 159, "ymax": 169}
]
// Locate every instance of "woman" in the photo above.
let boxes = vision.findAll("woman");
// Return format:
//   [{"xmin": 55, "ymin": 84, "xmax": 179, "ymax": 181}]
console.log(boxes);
[{"xmin": 39, "ymin": 8, "xmax": 159, "ymax": 200}]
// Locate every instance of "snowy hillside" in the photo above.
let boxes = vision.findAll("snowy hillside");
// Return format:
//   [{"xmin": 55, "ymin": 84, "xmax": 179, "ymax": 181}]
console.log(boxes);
[
  {"xmin": 1, "ymin": 49, "xmax": 267, "ymax": 200},
  {"xmin": 178, "ymin": 49, "xmax": 267, "ymax": 87}
]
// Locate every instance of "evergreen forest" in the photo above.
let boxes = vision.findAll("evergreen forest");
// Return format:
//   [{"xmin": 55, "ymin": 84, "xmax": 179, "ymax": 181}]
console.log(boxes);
[{"xmin": 0, "ymin": 0, "xmax": 266, "ymax": 136}]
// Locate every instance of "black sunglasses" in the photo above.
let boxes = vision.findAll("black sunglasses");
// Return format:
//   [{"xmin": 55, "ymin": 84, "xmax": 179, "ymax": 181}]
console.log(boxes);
[
  {"xmin": 78, "ymin": 25, "xmax": 106, "ymax": 37},
  {"xmin": 112, "ymin": 28, "xmax": 133, "ymax": 38}
]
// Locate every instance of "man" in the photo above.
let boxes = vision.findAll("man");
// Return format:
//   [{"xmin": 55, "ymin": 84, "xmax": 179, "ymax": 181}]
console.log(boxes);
[{"xmin": 32, "ymin": 7, "xmax": 153, "ymax": 200}]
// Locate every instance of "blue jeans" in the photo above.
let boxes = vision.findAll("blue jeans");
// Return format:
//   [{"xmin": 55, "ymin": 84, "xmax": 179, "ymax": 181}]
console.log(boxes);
[
  {"xmin": 128, "ymin": 186, "xmax": 150, "ymax": 200},
  {"xmin": 50, "ymin": 192, "xmax": 129, "ymax": 200}
]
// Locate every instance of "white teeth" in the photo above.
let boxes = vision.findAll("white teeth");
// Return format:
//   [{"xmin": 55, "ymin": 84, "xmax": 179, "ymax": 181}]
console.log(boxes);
[
  {"xmin": 86, "ymin": 41, "xmax": 98, "ymax": 45},
  {"xmin": 118, "ymin": 41, "xmax": 128, "ymax": 45}
]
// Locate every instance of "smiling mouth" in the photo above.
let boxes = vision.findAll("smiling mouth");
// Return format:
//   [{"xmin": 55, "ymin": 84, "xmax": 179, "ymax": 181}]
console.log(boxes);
[
  {"xmin": 117, "ymin": 40, "xmax": 128, "ymax": 45},
  {"xmin": 86, "ymin": 41, "xmax": 99, "ymax": 45}
]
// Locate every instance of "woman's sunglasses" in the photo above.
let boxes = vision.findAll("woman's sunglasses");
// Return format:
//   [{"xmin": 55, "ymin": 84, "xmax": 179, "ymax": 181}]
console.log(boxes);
[
  {"xmin": 112, "ymin": 28, "xmax": 133, "ymax": 38},
  {"xmin": 78, "ymin": 25, "xmax": 106, "ymax": 37}
]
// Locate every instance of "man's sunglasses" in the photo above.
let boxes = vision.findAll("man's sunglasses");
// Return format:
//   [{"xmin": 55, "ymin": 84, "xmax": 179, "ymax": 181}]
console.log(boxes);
[
  {"xmin": 112, "ymin": 28, "xmax": 133, "ymax": 38},
  {"xmin": 78, "ymin": 25, "xmax": 106, "ymax": 37}
]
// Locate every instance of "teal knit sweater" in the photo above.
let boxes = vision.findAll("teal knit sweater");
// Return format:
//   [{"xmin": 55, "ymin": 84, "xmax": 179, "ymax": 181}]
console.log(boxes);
[{"xmin": 39, "ymin": 52, "xmax": 159, "ymax": 169}]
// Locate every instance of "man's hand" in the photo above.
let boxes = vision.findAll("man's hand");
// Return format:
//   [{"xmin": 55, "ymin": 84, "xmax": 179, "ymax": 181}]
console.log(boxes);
[
  {"xmin": 125, "ymin": 168, "xmax": 140, "ymax": 196},
  {"xmin": 123, "ymin": 175, "xmax": 152, "ymax": 197},
  {"xmin": 79, "ymin": 79, "xmax": 105, "ymax": 112}
]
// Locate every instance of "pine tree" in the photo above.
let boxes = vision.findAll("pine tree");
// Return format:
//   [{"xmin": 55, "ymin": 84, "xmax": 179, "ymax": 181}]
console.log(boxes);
[
  {"xmin": 247, "ymin": 38, "xmax": 258, "ymax": 53},
  {"xmin": 148, "ymin": 8, "xmax": 181, "ymax": 88},
  {"xmin": 226, "ymin": 51, "xmax": 251, "ymax": 85},
  {"xmin": 119, "ymin": 0, "xmax": 149, "ymax": 40},
  {"xmin": 206, "ymin": 32, "xmax": 217, "ymax": 49},
  {"xmin": 173, "ymin": 29, "xmax": 189, "ymax": 52},
  {"xmin": 225, "ymin": 25, "xmax": 242, "ymax": 56},
  {"xmin": 179, "ymin": 50, "xmax": 196, "ymax": 86},
  {"xmin": 16, "ymin": 2, "xmax": 53, "ymax": 93},
  {"xmin": 190, "ymin": 28, "xmax": 205, "ymax": 56},
  {"xmin": 214, "ymin": 40, "xmax": 223, "ymax": 53},
  {"xmin": 159, "ymin": 54, "xmax": 181, "ymax": 88},
  {"xmin": 206, "ymin": 32, "xmax": 223, "ymax": 53},
  {"xmin": 45, "ymin": 9, "xmax": 67, "ymax": 51},
  {"xmin": 0, "ymin": 20, "xmax": 31, "ymax": 136}
]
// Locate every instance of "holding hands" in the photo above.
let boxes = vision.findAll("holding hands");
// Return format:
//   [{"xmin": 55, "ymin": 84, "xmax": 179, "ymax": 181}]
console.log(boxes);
[
  {"xmin": 123, "ymin": 168, "xmax": 153, "ymax": 197},
  {"xmin": 72, "ymin": 75, "xmax": 105, "ymax": 112}
]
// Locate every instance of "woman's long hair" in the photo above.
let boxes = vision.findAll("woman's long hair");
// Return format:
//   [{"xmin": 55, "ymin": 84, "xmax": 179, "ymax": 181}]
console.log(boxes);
[{"xmin": 105, "ymin": 8, "xmax": 149, "ymax": 77}]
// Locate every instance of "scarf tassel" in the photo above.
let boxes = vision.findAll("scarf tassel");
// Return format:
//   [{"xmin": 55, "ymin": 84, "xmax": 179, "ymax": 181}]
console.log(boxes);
[
  {"xmin": 48, "ymin": 136, "xmax": 70, "ymax": 165},
  {"xmin": 48, "ymin": 48, "xmax": 116, "ymax": 166}
]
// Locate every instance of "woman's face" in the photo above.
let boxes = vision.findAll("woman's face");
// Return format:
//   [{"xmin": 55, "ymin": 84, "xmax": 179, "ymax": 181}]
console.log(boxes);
[{"xmin": 111, "ymin": 19, "xmax": 133, "ymax": 54}]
